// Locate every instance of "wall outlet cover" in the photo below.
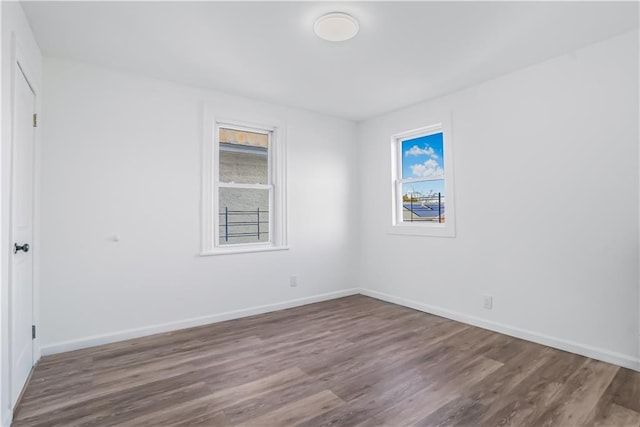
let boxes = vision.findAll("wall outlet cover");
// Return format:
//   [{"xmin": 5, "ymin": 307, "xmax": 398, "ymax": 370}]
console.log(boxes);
[{"xmin": 483, "ymin": 295, "xmax": 493, "ymax": 310}]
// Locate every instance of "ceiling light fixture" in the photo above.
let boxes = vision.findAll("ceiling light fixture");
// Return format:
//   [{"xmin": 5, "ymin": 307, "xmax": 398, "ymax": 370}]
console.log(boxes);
[{"xmin": 314, "ymin": 12, "xmax": 359, "ymax": 42}]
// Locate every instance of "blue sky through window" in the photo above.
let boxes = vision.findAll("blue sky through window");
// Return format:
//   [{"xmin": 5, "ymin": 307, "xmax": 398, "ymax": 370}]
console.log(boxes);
[
  {"xmin": 401, "ymin": 132, "xmax": 445, "ymax": 199},
  {"xmin": 401, "ymin": 132, "xmax": 444, "ymax": 179}
]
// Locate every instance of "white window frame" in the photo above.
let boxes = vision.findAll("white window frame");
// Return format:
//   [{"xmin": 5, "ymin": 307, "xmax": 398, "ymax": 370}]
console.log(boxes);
[
  {"xmin": 390, "ymin": 115, "xmax": 456, "ymax": 237},
  {"xmin": 201, "ymin": 107, "xmax": 287, "ymax": 255}
]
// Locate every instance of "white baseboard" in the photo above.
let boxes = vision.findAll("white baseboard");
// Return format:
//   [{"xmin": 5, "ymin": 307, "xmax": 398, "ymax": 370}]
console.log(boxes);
[
  {"xmin": 360, "ymin": 288, "xmax": 640, "ymax": 372},
  {"xmin": 40, "ymin": 288, "xmax": 360, "ymax": 356},
  {"xmin": 37, "ymin": 287, "xmax": 640, "ymax": 372}
]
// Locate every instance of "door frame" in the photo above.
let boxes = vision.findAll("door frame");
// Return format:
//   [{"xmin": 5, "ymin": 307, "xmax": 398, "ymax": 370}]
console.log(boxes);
[{"xmin": 7, "ymin": 33, "xmax": 41, "ymax": 411}]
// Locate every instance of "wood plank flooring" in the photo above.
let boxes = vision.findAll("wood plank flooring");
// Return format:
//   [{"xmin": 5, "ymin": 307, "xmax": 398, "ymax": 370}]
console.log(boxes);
[{"xmin": 12, "ymin": 295, "xmax": 640, "ymax": 426}]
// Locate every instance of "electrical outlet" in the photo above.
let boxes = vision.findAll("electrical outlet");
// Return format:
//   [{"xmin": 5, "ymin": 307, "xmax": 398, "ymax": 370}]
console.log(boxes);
[
  {"xmin": 483, "ymin": 295, "xmax": 493, "ymax": 310},
  {"xmin": 290, "ymin": 276, "xmax": 298, "ymax": 287}
]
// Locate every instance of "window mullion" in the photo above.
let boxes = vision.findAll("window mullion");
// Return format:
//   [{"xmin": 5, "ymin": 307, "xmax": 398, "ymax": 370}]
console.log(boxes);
[
  {"xmin": 400, "ymin": 177, "xmax": 444, "ymax": 184},
  {"xmin": 217, "ymin": 182, "xmax": 272, "ymax": 190}
]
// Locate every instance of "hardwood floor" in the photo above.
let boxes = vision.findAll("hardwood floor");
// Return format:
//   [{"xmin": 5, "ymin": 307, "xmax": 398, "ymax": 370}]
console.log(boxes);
[{"xmin": 13, "ymin": 295, "xmax": 640, "ymax": 427}]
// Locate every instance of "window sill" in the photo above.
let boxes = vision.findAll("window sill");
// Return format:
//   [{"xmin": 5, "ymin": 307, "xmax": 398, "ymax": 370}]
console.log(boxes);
[
  {"xmin": 200, "ymin": 246, "xmax": 290, "ymax": 256},
  {"xmin": 387, "ymin": 224, "xmax": 455, "ymax": 238}
]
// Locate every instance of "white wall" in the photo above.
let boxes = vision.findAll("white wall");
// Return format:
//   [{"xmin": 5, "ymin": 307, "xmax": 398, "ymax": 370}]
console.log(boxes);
[
  {"xmin": 1, "ymin": 2, "xmax": 42, "ymax": 425},
  {"xmin": 38, "ymin": 58, "xmax": 359, "ymax": 352},
  {"xmin": 357, "ymin": 30, "xmax": 639, "ymax": 370}
]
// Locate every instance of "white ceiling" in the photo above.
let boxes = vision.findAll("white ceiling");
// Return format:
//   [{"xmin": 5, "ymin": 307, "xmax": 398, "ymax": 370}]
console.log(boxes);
[{"xmin": 21, "ymin": 1, "xmax": 639, "ymax": 121}]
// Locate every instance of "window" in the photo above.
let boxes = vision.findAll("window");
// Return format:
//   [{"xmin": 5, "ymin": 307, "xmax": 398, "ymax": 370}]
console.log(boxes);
[
  {"xmin": 202, "ymin": 112, "xmax": 287, "ymax": 255},
  {"xmin": 391, "ymin": 119, "xmax": 455, "ymax": 237}
]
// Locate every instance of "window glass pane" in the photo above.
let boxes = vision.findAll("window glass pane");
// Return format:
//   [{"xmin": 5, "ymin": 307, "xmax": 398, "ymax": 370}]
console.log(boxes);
[
  {"xmin": 219, "ymin": 128, "xmax": 268, "ymax": 184},
  {"xmin": 219, "ymin": 187, "xmax": 270, "ymax": 245},
  {"xmin": 401, "ymin": 132, "xmax": 444, "ymax": 180},
  {"xmin": 401, "ymin": 180, "xmax": 445, "ymax": 223}
]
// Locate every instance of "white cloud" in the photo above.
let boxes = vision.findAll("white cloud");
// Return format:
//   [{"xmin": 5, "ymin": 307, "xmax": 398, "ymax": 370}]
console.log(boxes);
[
  {"xmin": 410, "ymin": 158, "xmax": 444, "ymax": 178},
  {"xmin": 405, "ymin": 144, "xmax": 439, "ymax": 159}
]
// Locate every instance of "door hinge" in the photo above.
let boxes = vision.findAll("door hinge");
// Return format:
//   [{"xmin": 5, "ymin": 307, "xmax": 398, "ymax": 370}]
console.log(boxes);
[
  {"xmin": 32, "ymin": 325, "xmax": 36, "ymax": 339},
  {"xmin": 33, "ymin": 113, "xmax": 37, "ymax": 128}
]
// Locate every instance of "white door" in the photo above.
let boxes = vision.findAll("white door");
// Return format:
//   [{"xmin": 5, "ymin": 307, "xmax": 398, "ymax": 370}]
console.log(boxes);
[{"xmin": 10, "ymin": 64, "xmax": 35, "ymax": 407}]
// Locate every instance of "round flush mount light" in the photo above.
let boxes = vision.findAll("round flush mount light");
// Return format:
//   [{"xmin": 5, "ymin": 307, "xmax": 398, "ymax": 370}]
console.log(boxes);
[{"xmin": 314, "ymin": 12, "xmax": 359, "ymax": 42}]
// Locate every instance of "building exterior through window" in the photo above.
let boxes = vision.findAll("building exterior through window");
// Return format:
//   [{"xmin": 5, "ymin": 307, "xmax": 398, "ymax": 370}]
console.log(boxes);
[{"xmin": 218, "ymin": 127, "xmax": 271, "ymax": 245}]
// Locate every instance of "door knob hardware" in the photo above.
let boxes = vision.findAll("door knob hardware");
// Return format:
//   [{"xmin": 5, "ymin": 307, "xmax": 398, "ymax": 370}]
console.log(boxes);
[{"xmin": 14, "ymin": 243, "xmax": 29, "ymax": 254}]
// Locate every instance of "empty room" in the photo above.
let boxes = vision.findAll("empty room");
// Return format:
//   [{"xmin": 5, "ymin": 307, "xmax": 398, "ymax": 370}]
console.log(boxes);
[{"xmin": 1, "ymin": 1, "xmax": 639, "ymax": 426}]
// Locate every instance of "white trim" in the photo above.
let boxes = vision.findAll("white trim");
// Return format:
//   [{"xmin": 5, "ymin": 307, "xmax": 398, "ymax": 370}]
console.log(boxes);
[
  {"xmin": 200, "ymin": 246, "xmax": 289, "ymax": 256},
  {"xmin": 37, "ymin": 287, "xmax": 638, "ymax": 372},
  {"xmin": 216, "ymin": 117, "xmax": 276, "ymax": 134},
  {"xmin": 200, "ymin": 104, "xmax": 215, "ymax": 255},
  {"xmin": 359, "ymin": 288, "xmax": 640, "ymax": 372},
  {"xmin": 394, "ymin": 123, "xmax": 442, "ymax": 141},
  {"xmin": 399, "ymin": 176, "xmax": 444, "ymax": 184},
  {"xmin": 40, "ymin": 288, "xmax": 359, "ymax": 356},
  {"xmin": 387, "ymin": 223, "xmax": 453, "ymax": 238},
  {"xmin": 217, "ymin": 183, "xmax": 271, "ymax": 190}
]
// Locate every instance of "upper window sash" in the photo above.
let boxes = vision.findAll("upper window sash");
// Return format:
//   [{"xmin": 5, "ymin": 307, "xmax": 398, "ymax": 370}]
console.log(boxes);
[
  {"xmin": 215, "ymin": 122, "xmax": 273, "ymax": 186},
  {"xmin": 217, "ymin": 183, "xmax": 272, "ymax": 190}
]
